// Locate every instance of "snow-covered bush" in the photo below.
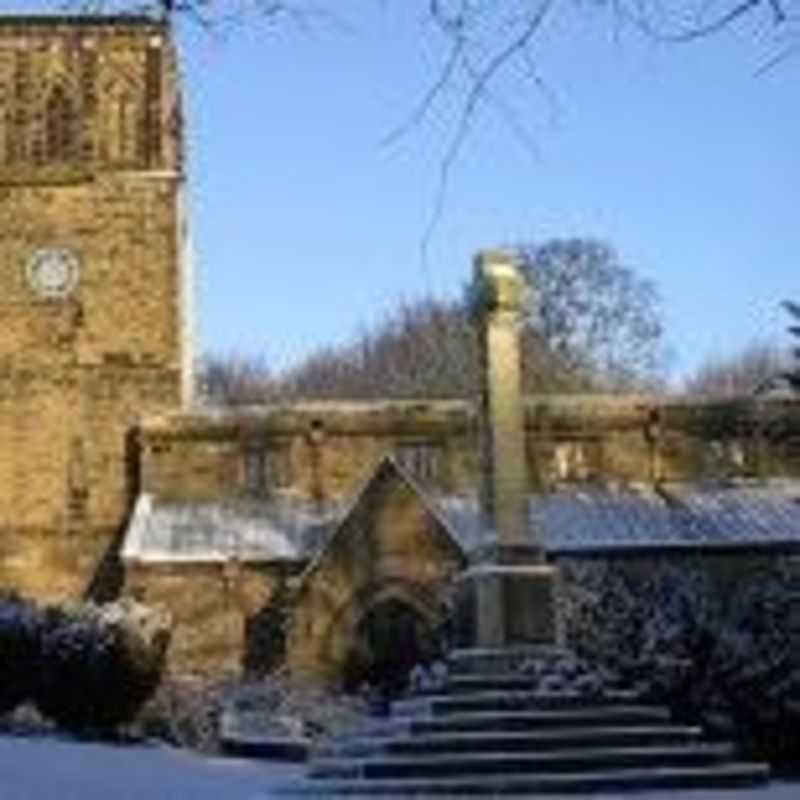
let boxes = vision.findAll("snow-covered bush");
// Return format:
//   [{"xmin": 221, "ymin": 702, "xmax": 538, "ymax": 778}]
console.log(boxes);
[
  {"xmin": 560, "ymin": 561, "xmax": 645, "ymax": 676},
  {"xmin": 561, "ymin": 561, "xmax": 720, "ymax": 716},
  {"xmin": 519, "ymin": 651, "xmax": 623, "ymax": 697},
  {"xmin": 36, "ymin": 599, "xmax": 171, "ymax": 734},
  {"xmin": 246, "ymin": 670, "xmax": 367, "ymax": 742},
  {"xmin": 137, "ymin": 669, "xmax": 367, "ymax": 753},
  {"xmin": 136, "ymin": 673, "xmax": 230, "ymax": 752},
  {"xmin": 712, "ymin": 571, "xmax": 800, "ymax": 765},
  {"xmin": 0, "ymin": 593, "xmax": 42, "ymax": 713},
  {"xmin": 561, "ymin": 559, "xmax": 800, "ymax": 766}
]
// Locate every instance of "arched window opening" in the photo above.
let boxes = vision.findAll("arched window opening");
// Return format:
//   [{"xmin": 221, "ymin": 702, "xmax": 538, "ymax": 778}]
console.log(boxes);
[
  {"xmin": 44, "ymin": 85, "xmax": 78, "ymax": 164},
  {"xmin": 105, "ymin": 89, "xmax": 142, "ymax": 166},
  {"xmin": 117, "ymin": 92, "xmax": 138, "ymax": 164}
]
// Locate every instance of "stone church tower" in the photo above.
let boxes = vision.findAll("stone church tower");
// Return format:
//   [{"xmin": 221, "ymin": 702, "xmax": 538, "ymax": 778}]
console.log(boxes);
[{"xmin": 0, "ymin": 16, "xmax": 189, "ymax": 600}]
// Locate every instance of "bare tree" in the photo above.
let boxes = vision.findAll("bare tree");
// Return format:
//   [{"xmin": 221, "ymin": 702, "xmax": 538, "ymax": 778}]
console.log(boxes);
[
  {"xmin": 58, "ymin": 1, "xmax": 798, "ymax": 246},
  {"xmin": 198, "ymin": 352, "xmax": 278, "ymax": 405},
  {"xmin": 199, "ymin": 238, "xmax": 665, "ymax": 403},
  {"xmin": 58, "ymin": 2, "xmax": 800, "ymax": 111},
  {"xmin": 519, "ymin": 239, "xmax": 665, "ymax": 391},
  {"xmin": 683, "ymin": 339, "xmax": 787, "ymax": 397},
  {"xmin": 684, "ymin": 302, "xmax": 800, "ymax": 398},
  {"xmin": 280, "ymin": 239, "xmax": 665, "ymax": 399},
  {"xmin": 280, "ymin": 298, "xmax": 479, "ymax": 399}
]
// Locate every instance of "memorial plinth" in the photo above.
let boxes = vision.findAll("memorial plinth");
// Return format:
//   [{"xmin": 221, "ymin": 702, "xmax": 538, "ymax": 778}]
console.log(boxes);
[{"xmin": 453, "ymin": 250, "xmax": 562, "ymax": 659}]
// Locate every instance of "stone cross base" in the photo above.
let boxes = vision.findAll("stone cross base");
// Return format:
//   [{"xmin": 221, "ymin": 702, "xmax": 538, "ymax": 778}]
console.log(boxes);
[{"xmin": 452, "ymin": 550, "xmax": 562, "ymax": 652}]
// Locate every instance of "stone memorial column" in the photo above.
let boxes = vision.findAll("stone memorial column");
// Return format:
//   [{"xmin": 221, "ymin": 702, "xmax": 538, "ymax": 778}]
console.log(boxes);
[{"xmin": 454, "ymin": 249, "xmax": 561, "ymax": 653}]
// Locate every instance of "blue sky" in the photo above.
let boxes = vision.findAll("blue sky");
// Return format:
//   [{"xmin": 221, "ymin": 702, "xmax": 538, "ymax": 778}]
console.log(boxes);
[{"xmin": 21, "ymin": 2, "xmax": 800, "ymax": 382}]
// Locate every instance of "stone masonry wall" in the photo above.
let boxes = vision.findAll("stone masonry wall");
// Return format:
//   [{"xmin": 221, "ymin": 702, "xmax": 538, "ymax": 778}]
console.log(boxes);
[
  {"xmin": 125, "ymin": 561, "xmax": 281, "ymax": 674},
  {"xmin": 0, "ymin": 18, "xmax": 184, "ymax": 601},
  {"xmin": 139, "ymin": 397, "xmax": 800, "ymax": 512},
  {"xmin": 140, "ymin": 403, "xmax": 477, "ymax": 506}
]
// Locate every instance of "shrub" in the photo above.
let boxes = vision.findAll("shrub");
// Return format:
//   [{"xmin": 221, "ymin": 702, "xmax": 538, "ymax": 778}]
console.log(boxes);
[
  {"xmin": 562, "ymin": 561, "xmax": 721, "ymax": 718},
  {"xmin": 0, "ymin": 593, "xmax": 42, "ymax": 713},
  {"xmin": 561, "ymin": 560, "xmax": 646, "ymax": 676},
  {"xmin": 561, "ymin": 559, "xmax": 800, "ymax": 766},
  {"xmin": 135, "ymin": 673, "xmax": 231, "ymax": 752},
  {"xmin": 136, "ymin": 670, "xmax": 368, "ymax": 754},
  {"xmin": 35, "ymin": 599, "xmax": 170, "ymax": 734},
  {"xmin": 712, "ymin": 572, "xmax": 800, "ymax": 766}
]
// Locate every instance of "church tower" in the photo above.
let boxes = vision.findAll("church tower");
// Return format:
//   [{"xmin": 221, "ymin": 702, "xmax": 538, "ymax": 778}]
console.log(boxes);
[{"xmin": 0, "ymin": 15, "xmax": 189, "ymax": 599}]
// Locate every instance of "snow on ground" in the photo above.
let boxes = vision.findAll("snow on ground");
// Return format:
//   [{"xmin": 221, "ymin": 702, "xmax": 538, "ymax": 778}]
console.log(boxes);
[
  {"xmin": 0, "ymin": 734, "xmax": 302, "ymax": 800},
  {"xmin": 1, "ymin": 734, "xmax": 800, "ymax": 800}
]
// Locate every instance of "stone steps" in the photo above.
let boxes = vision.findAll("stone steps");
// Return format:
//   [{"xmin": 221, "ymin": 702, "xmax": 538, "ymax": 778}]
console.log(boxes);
[
  {"xmin": 393, "ymin": 688, "xmax": 641, "ymax": 717},
  {"xmin": 281, "ymin": 763, "xmax": 770, "ymax": 795},
  {"xmin": 406, "ymin": 704, "xmax": 673, "ymax": 733},
  {"xmin": 442, "ymin": 672, "xmax": 622, "ymax": 694},
  {"xmin": 312, "ymin": 742, "xmax": 738, "ymax": 779},
  {"xmin": 358, "ymin": 704, "xmax": 673, "ymax": 737},
  {"xmin": 334, "ymin": 725, "xmax": 705, "ymax": 758},
  {"xmin": 278, "ymin": 654, "xmax": 770, "ymax": 796}
]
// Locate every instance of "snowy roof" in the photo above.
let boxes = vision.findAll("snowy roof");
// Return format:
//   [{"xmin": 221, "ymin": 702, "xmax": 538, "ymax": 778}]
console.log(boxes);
[
  {"xmin": 539, "ymin": 481, "xmax": 800, "ymax": 552},
  {"xmin": 122, "ymin": 479, "xmax": 800, "ymax": 565},
  {"xmin": 121, "ymin": 493, "xmax": 335, "ymax": 564},
  {"xmin": 436, "ymin": 481, "xmax": 800, "ymax": 555}
]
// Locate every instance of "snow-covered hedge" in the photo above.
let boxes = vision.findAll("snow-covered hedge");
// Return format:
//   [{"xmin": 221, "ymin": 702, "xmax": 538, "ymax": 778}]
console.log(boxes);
[
  {"xmin": 561, "ymin": 560, "xmax": 800, "ymax": 766},
  {"xmin": 0, "ymin": 595, "xmax": 170, "ymax": 734},
  {"xmin": 713, "ymin": 574, "xmax": 800, "ymax": 764},
  {"xmin": 562, "ymin": 562, "xmax": 718, "ymax": 715}
]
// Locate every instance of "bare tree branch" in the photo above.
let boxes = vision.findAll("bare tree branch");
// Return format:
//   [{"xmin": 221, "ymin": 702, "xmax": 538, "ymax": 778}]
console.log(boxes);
[
  {"xmin": 619, "ymin": 0, "xmax": 784, "ymax": 43},
  {"xmin": 56, "ymin": 0, "xmax": 798, "ymax": 257},
  {"xmin": 417, "ymin": 0, "xmax": 555, "ymax": 265}
]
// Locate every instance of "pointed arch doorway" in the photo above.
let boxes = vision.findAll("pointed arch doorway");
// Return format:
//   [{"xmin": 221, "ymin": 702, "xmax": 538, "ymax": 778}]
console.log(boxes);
[{"xmin": 342, "ymin": 595, "xmax": 437, "ymax": 696}]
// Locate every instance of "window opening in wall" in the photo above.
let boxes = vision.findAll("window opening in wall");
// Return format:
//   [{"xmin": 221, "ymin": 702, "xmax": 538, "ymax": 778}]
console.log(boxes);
[
  {"xmin": 44, "ymin": 85, "xmax": 77, "ymax": 163},
  {"xmin": 394, "ymin": 441, "xmax": 443, "ymax": 485},
  {"xmin": 243, "ymin": 444, "xmax": 291, "ymax": 496},
  {"xmin": 116, "ymin": 92, "xmax": 140, "ymax": 165}
]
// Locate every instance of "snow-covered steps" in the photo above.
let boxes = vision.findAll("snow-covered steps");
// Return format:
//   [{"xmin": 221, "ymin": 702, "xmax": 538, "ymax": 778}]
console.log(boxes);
[
  {"xmin": 402, "ymin": 704, "xmax": 673, "ymax": 733},
  {"xmin": 442, "ymin": 672, "xmax": 622, "ymax": 694},
  {"xmin": 280, "ymin": 763, "xmax": 770, "ymax": 795},
  {"xmin": 352, "ymin": 703, "xmax": 673, "ymax": 738},
  {"xmin": 277, "ymin": 651, "xmax": 770, "ymax": 796},
  {"xmin": 312, "ymin": 742, "xmax": 741, "ymax": 779},
  {"xmin": 330, "ymin": 725, "xmax": 706, "ymax": 759},
  {"xmin": 393, "ymin": 687, "xmax": 641, "ymax": 717}
]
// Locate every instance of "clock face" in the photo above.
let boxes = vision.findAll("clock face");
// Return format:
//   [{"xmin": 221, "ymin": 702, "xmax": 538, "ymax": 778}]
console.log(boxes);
[{"xmin": 25, "ymin": 248, "xmax": 81, "ymax": 300}]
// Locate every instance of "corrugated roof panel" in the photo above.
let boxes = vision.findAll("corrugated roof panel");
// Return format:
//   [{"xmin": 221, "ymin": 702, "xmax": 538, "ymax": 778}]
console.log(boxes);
[
  {"xmin": 121, "ymin": 480, "xmax": 800, "ymax": 565},
  {"xmin": 530, "ymin": 482, "xmax": 800, "ymax": 553}
]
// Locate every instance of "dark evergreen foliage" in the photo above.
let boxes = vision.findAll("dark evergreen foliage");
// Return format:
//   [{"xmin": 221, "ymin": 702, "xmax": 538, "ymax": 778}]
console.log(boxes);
[
  {"xmin": 0, "ymin": 593, "xmax": 43, "ymax": 713},
  {"xmin": 563, "ymin": 560, "xmax": 800, "ymax": 766},
  {"xmin": 35, "ymin": 602, "xmax": 170, "ymax": 734},
  {"xmin": 0, "ymin": 596, "xmax": 170, "ymax": 735},
  {"xmin": 713, "ymin": 573, "xmax": 800, "ymax": 765},
  {"xmin": 782, "ymin": 300, "xmax": 800, "ymax": 392}
]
